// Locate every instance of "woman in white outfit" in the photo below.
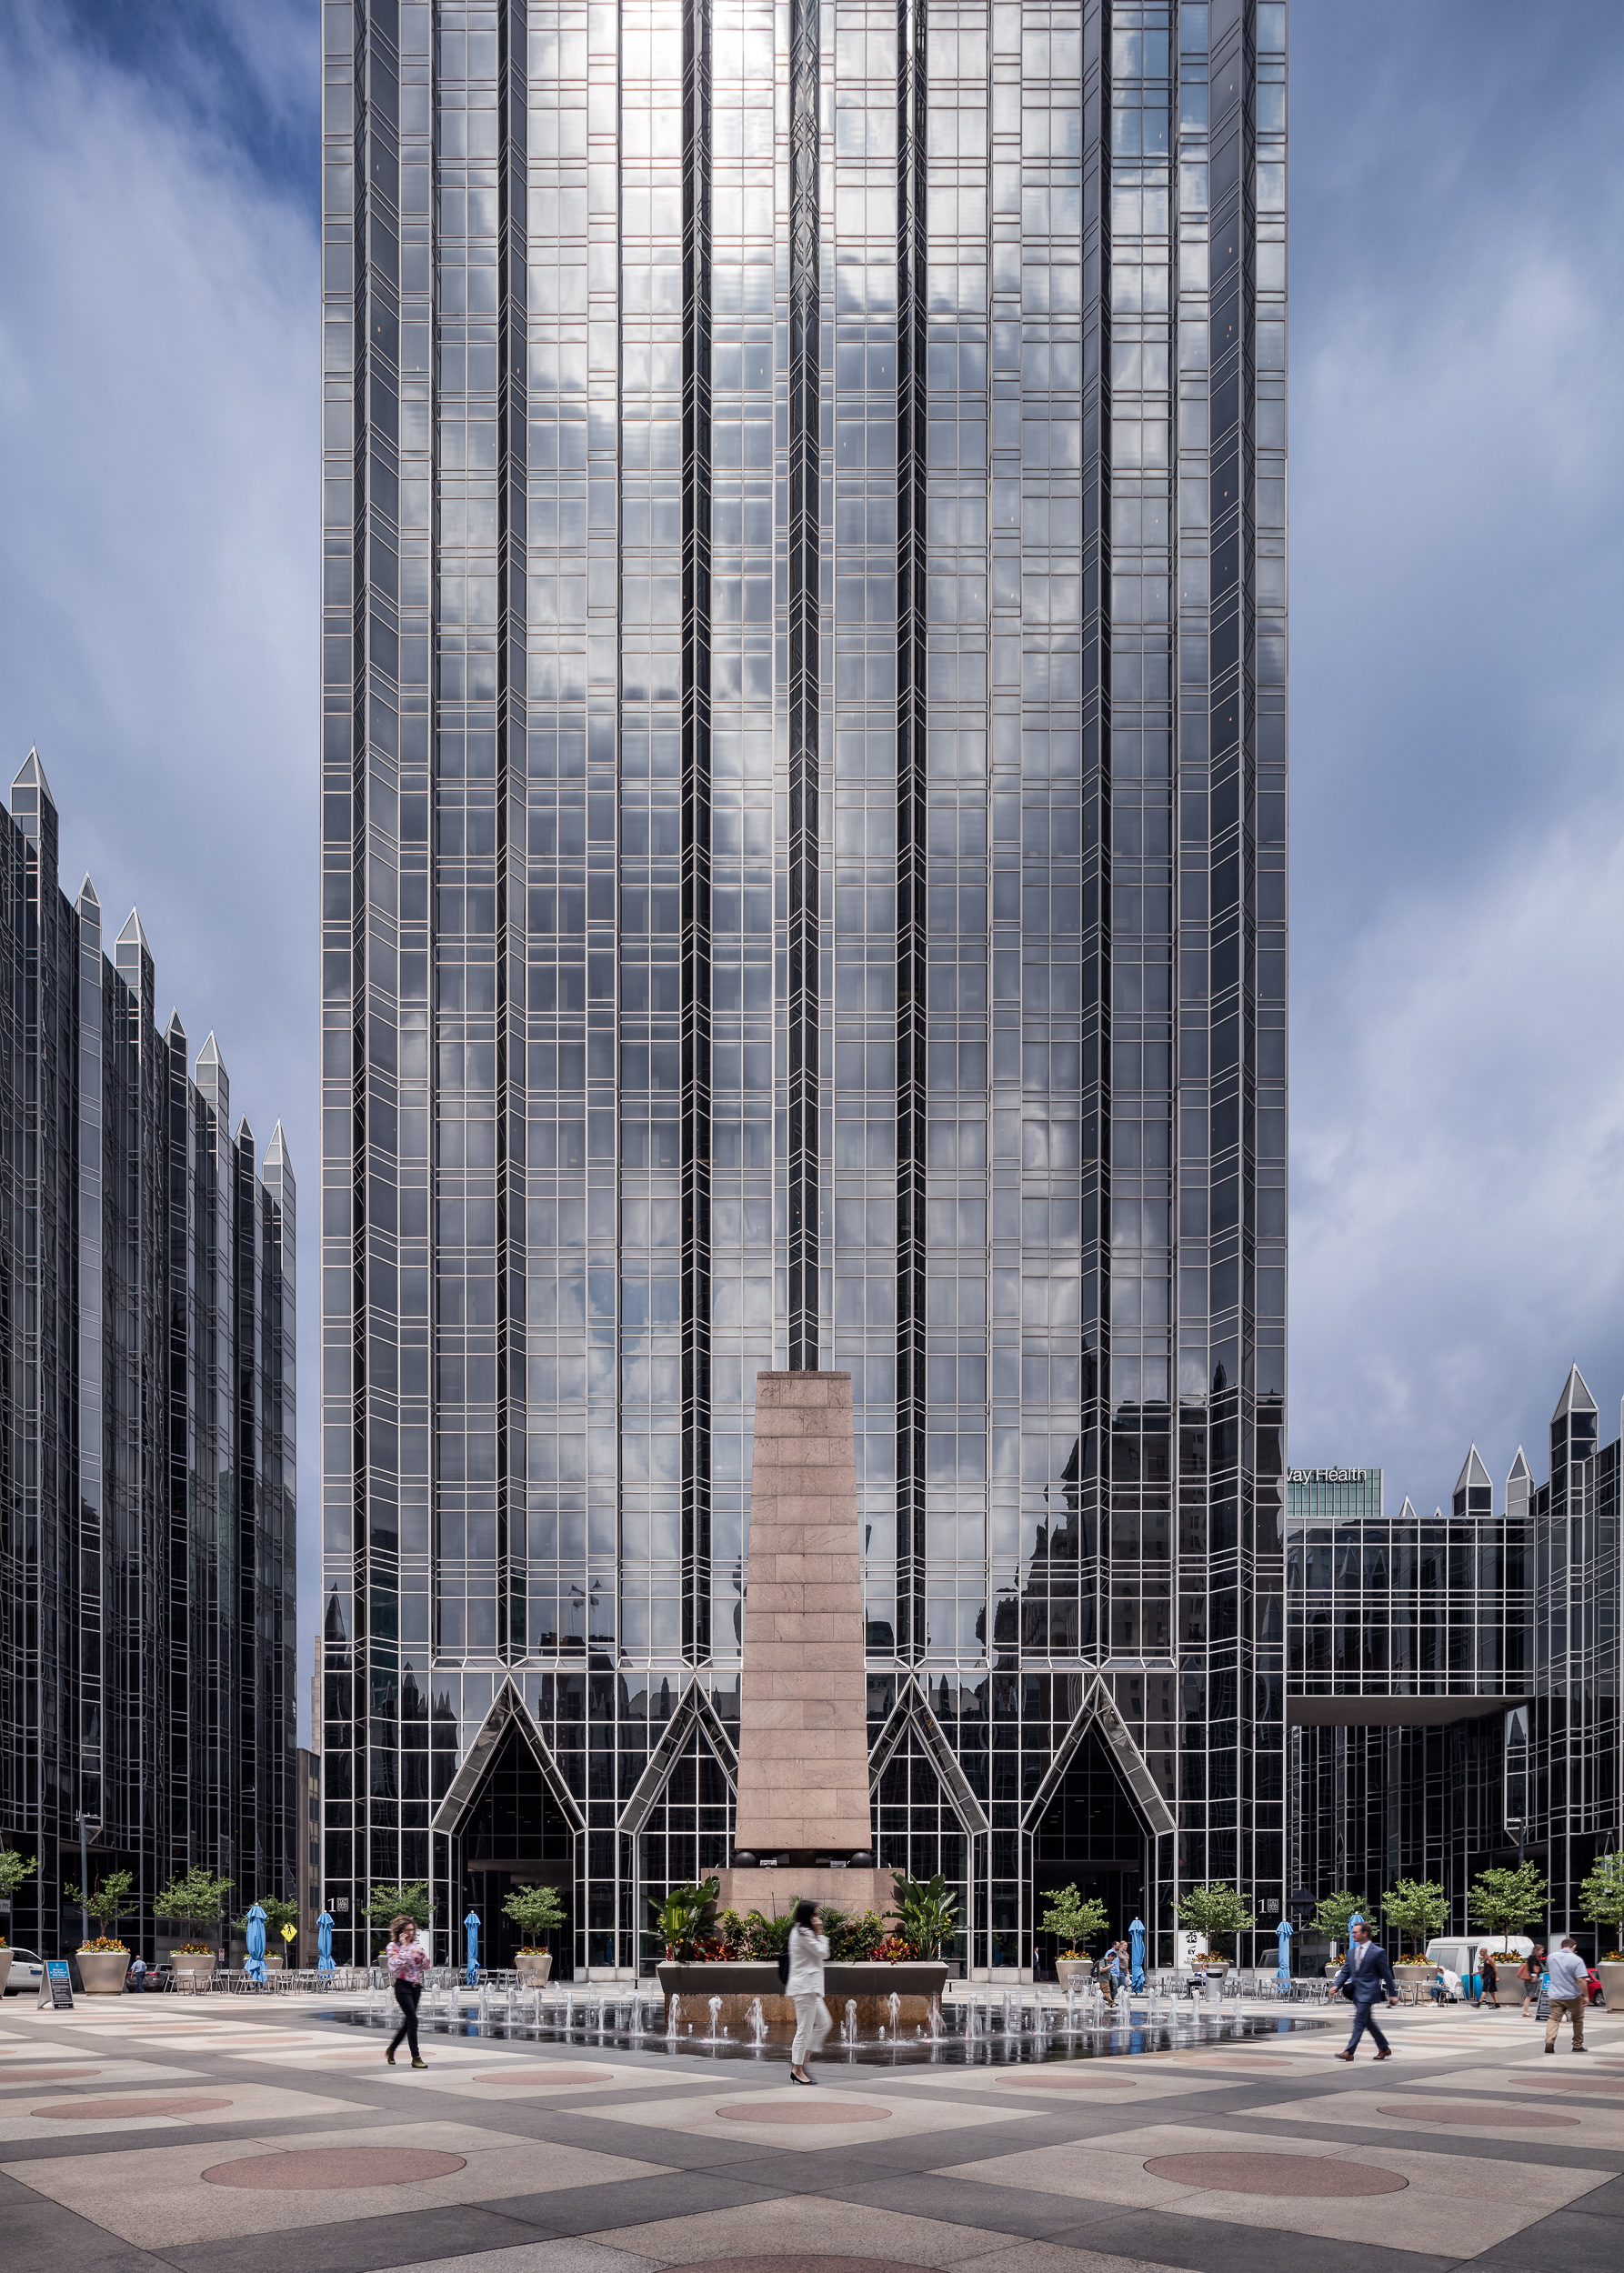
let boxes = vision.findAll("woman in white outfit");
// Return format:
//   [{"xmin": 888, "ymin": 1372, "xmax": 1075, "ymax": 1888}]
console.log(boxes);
[{"xmin": 786, "ymin": 1899, "xmax": 831, "ymax": 2085}]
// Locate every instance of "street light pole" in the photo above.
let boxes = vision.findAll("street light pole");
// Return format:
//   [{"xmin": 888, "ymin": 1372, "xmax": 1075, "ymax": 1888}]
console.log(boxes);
[{"xmin": 76, "ymin": 1812, "xmax": 89, "ymax": 1950}]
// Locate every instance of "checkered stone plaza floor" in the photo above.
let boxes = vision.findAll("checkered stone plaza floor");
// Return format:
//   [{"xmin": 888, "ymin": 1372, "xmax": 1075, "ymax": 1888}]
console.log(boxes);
[{"xmin": 2, "ymin": 1993, "xmax": 1620, "ymax": 2273}]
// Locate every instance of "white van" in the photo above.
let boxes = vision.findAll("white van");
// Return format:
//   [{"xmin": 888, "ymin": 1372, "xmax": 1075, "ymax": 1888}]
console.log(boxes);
[{"xmin": 1424, "ymin": 1934, "xmax": 1534, "ymax": 1982}]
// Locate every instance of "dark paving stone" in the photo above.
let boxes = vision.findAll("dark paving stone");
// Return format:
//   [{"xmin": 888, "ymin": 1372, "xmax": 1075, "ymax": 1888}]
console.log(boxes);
[
  {"xmin": 1469, "ymin": 2205, "xmax": 1624, "ymax": 2273},
  {"xmin": 1059, "ymin": 2205, "xmax": 1463, "ymax": 2273},
  {"xmin": 0, "ymin": 2178, "xmax": 173, "ymax": 2273},
  {"xmin": 817, "ymin": 2169, "xmax": 1087, "ymax": 2239},
  {"xmin": 663, "ymin": 2260, "xmax": 924, "ymax": 2273},
  {"xmin": 485, "ymin": 2167, "xmax": 787, "ymax": 2237}
]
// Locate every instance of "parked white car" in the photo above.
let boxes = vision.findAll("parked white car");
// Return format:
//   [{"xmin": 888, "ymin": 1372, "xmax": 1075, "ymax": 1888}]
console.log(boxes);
[{"xmin": 1, "ymin": 1947, "xmax": 46, "ymax": 1995}]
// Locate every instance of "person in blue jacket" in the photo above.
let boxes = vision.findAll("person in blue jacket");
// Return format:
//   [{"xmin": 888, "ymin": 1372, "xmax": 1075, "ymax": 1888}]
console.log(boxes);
[{"xmin": 1331, "ymin": 1918, "xmax": 1396, "ymax": 2061}]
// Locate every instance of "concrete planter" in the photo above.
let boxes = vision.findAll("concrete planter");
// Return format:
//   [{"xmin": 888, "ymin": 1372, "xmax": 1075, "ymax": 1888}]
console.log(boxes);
[
  {"xmin": 1056, "ymin": 1958, "xmax": 1090, "ymax": 1990},
  {"xmin": 516, "ymin": 1951, "xmax": 555, "ymax": 1987},
  {"xmin": 657, "ymin": 1958, "xmax": 950, "ymax": 2042},
  {"xmin": 76, "ymin": 1950, "xmax": 129, "ymax": 1996},
  {"xmin": 1595, "ymin": 1961, "xmax": 1624, "ymax": 2010},
  {"xmin": 171, "ymin": 1951, "xmax": 217, "ymax": 1986},
  {"xmin": 0, "ymin": 1951, "xmax": 12, "ymax": 1995}
]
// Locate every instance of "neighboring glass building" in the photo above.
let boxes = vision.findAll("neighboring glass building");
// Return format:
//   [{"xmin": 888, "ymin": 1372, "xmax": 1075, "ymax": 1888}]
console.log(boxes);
[
  {"xmin": 320, "ymin": 0, "xmax": 1288, "ymax": 1972},
  {"xmin": 1287, "ymin": 1371, "xmax": 1624, "ymax": 1953},
  {"xmin": 0, "ymin": 756, "xmax": 297, "ymax": 1960}
]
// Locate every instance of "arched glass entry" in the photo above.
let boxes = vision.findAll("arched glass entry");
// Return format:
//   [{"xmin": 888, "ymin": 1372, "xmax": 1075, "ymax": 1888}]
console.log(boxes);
[
  {"xmin": 1031, "ymin": 1721, "xmax": 1148, "ymax": 1972},
  {"xmin": 454, "ymin": 1718, "xmax": 576, "ymax": 1976}
]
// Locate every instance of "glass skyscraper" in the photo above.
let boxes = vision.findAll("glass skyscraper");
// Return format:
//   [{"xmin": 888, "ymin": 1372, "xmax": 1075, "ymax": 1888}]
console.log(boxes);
[
  {"xmin": 0, "ymin": 756, "xmax": 296, "ymax": 1961},
  {"xmin": 320, "ymin": 0, "xmax": 1288, "ymax": 1972}
]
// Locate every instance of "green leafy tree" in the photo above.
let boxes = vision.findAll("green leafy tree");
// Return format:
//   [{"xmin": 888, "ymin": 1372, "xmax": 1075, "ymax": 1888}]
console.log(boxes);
[
  {"xmin": 1577, "ymin": 1853, "xmax": 1624, "ymax": 1958},
  {"xmin": 0, "ymin": 1848, "xmax": 38, "ymax": 1903},
  {"xmin": 231, "ymin": 1896, "xmax": 299, "ymax": 1937},
  {"xmin": 1310, "ymin": 1890, "xmax": 1369, "ymax": 1948},
  {"xmin": 502, "ymin": 1882, "xmax": 566, "ymax": 1948},
  {"xmin": 889, "ymin": 1870, "xmax": 959, "ymax": 1960},
  {"xmin": 1038, "ymin": 1885, "xmax": 1110, "ymax": 1956},
  {"xmin": 155, "ymin": 1867, "xmax": 235, "ymax": 1950},
  {"xmin": 65, "ymin": 1868, "xmax": 136, "ymax": 1948},
  {"xmin": 1467, "ymin": 1862, "xmax": 1547, "ymax": 1954},
  {"xmin": 1380, "ymin": 1876, "xmax": 1449, "ymax": 1958},
  {"xmin": 1177, "ymin": 1881, "xmax": 1256, "ymax": 1958},
  {"xmin": 647, "ymin": 1876, "xmax": 720, "ymax": 1960},
  {"xmin": 365, "ymin": 1881, "xmax": 435, "ymax": 1929}
]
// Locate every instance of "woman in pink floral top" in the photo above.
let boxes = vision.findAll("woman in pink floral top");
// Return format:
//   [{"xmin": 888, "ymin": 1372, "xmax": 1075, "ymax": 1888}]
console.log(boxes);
[{"xmin": 385, "ymin": 1915, "xmax": 429, "ymax": 2068}]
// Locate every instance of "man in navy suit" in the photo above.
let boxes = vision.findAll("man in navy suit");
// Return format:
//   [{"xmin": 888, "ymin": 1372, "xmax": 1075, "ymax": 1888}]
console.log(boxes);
[{"xmin": 1331, "ymin": 1918, "xmax": 1396, "ymax": 2060}]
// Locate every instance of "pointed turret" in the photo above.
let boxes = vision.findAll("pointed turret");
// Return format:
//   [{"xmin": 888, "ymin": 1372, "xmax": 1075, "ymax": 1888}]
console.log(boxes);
[
  {"xmin": 1553, "ymin": 1364, "xmax": 1597, "ymax": 1422},
  {"xmin": 11, "ymin": 748, "xmax": 59, "ymax": 878},
  {"xmin": 1505, "ymin": 1447, "xmax": 1532, "ymax": 1525},
  {"xmin": 11, "ymin": 746, "xmax": 54, "ymax": 803},
  {"xmin": 115, "ymin": 907, "xmax": 152, "ymax": 956},
  {"xmin": 1453, "ymin": 1445, "xmax": 1492, "ymax": 1497},
  {"xmin": 76, "ymin": 873, "xmax": 100, "ymax": 916}
]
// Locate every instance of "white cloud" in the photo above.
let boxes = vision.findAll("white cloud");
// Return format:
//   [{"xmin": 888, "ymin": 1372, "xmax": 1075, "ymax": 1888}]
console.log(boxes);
[{"xmin": 0, "ymin": 8, "xmax": 321, "ymax": 1730}]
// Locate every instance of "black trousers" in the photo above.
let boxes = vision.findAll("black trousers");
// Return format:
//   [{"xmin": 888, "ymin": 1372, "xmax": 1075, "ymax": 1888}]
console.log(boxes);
[{"xmin": 388, "ymin": 1980, "xmax": 422, "ymax": 2060}]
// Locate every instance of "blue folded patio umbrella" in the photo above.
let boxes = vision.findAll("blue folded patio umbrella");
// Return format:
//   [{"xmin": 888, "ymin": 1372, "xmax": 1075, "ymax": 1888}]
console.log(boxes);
[
  {"xmin": 1128, "ymin": 1916, "xmax": 1147, "ymax": 1991},
  {"xmin": 245, "ymin": 1903, "xmax": 267, "ymax": 1985},
  {"xmin": 316, "ymin": 1910, "xmax": 335, "ymax": 1974},
  {"xmin": 1275, "ymin": 1916, "xmax": 1293, "ymax": 1988},
  {"xmin": 465, "ymin": 1909, "xmax": 481, "ymax": 1986}
]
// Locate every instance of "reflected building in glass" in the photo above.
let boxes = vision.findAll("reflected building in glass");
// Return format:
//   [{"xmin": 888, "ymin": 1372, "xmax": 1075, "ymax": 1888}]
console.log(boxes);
[
  {"xmin": 0, "ymin": 756, "xmax": 296, "ymax": 1961},
  {"xmin": 1287, "ymin": 1369, "xmax": 1624, "ymax": 1954},
  {"xmin": 320, "ymin": 0, "xmax": 1289, "ymax": 1971}
]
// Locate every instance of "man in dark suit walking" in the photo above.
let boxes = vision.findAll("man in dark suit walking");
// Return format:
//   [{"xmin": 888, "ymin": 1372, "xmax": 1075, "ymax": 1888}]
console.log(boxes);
[{"xmin": 1331, "ymin": 1918, "xmax": 1396, "ymax": 2061}]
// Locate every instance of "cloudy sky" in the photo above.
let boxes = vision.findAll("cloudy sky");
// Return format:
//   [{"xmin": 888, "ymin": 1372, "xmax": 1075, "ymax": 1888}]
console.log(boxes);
[{"xmin": 2, "ymin": 2, "xmax": 1621, "ymax": 1744}]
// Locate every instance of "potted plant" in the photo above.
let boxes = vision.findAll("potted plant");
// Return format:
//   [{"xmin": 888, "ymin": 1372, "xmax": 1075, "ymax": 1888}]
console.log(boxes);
[
  {"xmin": 1467, "ymin": 1861, "xmax": 1546, "ymax": 1986},
  {"xmin": 1578, "ymin": 1853, "xmax": 1624, "ymax": 2008},
  {"xmin": 888, "ymin": 1870, "xmax": 959, "ymax": 1963},
  {"xmin": 65, "ymin": 1869, "xmax": 136, "ymax": 1993},
  {"xmin": 1039, "ymin": 1884, "xmax": 1109, "ymax": 1988},
  {"xmin": 649, "ymin": 1876, "xmax": 719, "ymax": 1966},
  {"xmin": 503, "ymin": 1882, "xmax": 566, "ymax": 1983},
  {"xmin": 1311, "ymin": 1889, "xmax": 1369, "ymax": 1978},
  {"xmin": 1381, "ymin": 1876, "xmax": 1449, "ymax": 1971},
  {"xmin": 232, "ymin": 1896, "xmax": 299, "ymax": 1971},
  {"xmin": 0, "ymin": 1847, "xmax": 39, "ymax": 1998},
  {"xmin": 1178, "ymin": 1881, "xmax": 1256, "ymax": 1973},
  {"xmin": 155, "ymin": 1867, "xmax": 234, "ymax": 1982}
]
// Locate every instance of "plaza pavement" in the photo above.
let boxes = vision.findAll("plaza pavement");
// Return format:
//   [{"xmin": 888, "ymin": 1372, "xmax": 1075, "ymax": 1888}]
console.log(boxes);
[{"xmin": 1, "ymin": 1988, "xmax": 1619, "ymax": 2273}]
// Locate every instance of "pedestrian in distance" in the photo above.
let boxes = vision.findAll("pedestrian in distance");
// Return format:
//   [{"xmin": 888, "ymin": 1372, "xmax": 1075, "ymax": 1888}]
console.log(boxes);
[
  {"xmin": 1331, "ymin": 1918, "xmax": 1397, "ymax": 2062},
  {"xmin": 786, "ymin": 1899, "xmax": 831, "ymax": 2086},
  {"xmin": 1544, "ymin": 1938, "xmax": 1589, "ymax": 2054},
  {"xmin": 1519, "ymin": 1944, "xmax": 1546, "ymax": 2019},
  {"xmin": 1479, "ymin": 1950, "xmax": 1499, "ymax": 2008},
  {"xmin": 385, "ymin": 1914, "xmax": 429, "ymax": 2068}
]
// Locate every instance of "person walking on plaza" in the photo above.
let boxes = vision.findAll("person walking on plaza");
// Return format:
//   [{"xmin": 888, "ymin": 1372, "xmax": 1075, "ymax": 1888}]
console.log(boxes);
[
  {"xmin": 1519, "ymin": 1943, "xmax": 1543, "ymax": 2018},
  {"xmin": 787, "ymin": 1900, "xmax": 831, "ymax": 2086},
  {"xmin": 385, "ymin": 1915, "xmax": 429, "ymax": 2068},
  {"xmin": 1544, "ymin": 1938, "xmax": 1589, "ymax": 2054},
  {"xmin": 1332, "ymin": 1918, "xmax": 1396, "ymax": 2062},
  {"xmin": 1479, "ymin": 1949, "xmax": 1499, "ymax": 2008}
]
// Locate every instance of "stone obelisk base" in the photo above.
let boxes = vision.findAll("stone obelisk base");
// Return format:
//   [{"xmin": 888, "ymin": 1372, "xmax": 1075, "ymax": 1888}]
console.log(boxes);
[{"xmin": 714, "ymin": 1864, "xmax": 897, "ymax": 1923}]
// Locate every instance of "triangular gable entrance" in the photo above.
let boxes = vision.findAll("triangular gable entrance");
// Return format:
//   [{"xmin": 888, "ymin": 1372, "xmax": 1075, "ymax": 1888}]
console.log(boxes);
[
  {"xmin": 1020, "ymin": 1674, "xmax": 1175, "ymax": 1838},
  {"xmin": 429, "ymin": 1674, "xmax": 584, "ymax": 1837}
]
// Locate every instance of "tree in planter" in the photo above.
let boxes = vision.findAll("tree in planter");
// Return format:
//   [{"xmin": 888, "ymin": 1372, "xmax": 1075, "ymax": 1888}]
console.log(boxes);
[
  {"xmin": 1177, "ymin": 1881, "xmax": 1257, "ymax": 1962},
  {"xmin": 232, "ymin": 1896, "xmax": 299, "ymax": 1951},
  {"xmin": 0, "ymin": 1847, "xmax": 38, "ymax": 1945},
  {"xmin": 1038, "ymin": 1885, "xmax": 1110, "ymax": 1958},
  {"xmin": 364, "ymin": 1882, "xmax": 435, "ymax": 1961},
  {"xmin": 65, "ymin": 1869, "xmax": 137, "ymax": 1952},
  {"xmin": 503, "ymin": 1882, "xmax": 566, "ymax": 1952},
  {"xmin": 647, "ymin": 1877, "xmax": 720, "ymax": 1962},
  {"xmin": 1577, "ymin": 1852, "xmax": 1624, "ymax": 1959},
  {"xmin": 1467, "ymin": 1862, "xmax": 1547, "ymax": 1960},
  {"xmin": 1310, "ymin": 1889, "xmax": 1369, "ymax": 1958},
  {"xmin": 1380, "ymin": 1876, "xmax": 1449, "ymax": 1959},
  {"xmin": 888, "ymin": 1870, "xmax": 959, "ymax": 1961},
  {"xmin": 155, "ymin": 1867, "xmax": 235, "ymax": 1954}
]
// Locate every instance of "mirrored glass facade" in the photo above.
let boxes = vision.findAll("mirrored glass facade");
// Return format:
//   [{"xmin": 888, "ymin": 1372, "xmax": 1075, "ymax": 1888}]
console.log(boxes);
[
  {"xmin": 321, "ymin": 0, "xmax": 1288, "ymax": 1973},
  {"xmin": 1287, "ymin": 1379, "xmax": 1624, "ymax": 1955},
  {"xmin": 0, "ymin": 756, "xmax": 296, "ymax": 1960}
]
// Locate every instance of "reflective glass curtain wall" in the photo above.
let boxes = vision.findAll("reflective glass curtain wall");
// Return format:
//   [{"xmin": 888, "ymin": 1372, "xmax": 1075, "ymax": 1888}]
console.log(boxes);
[
  {"xmin": 0, "ymin": 757, "xmax": 296, "ymax": 1959},
  {"xmin": 323, "ymin": 0, "xmax": 1287, "ymax": 1971}
]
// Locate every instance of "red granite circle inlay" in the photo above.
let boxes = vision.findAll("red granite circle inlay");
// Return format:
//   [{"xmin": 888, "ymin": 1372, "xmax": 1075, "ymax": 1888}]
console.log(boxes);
[
  {"xmin": 1378, "ymin": 2101, "xmax": 1579, "ymax": 2128},
  {"xmin": 1146, "ymin": 2151, "xmax": 1408, "ymax": 2197},
  {"xmin": 1528, "ymin": 2073, "xmax": 1624, "ymax": 2092},
  {"xmin": 472, "ymin": 2067, "xmax": 615, "ymax": 2086},
  {"xmin": 715, "ymin": 2100, "xmax": 890, "ymax": 2125},
  {"xmin": 203, "ymin": 2148, "xmax": 466, "ymax": 2190},
  {"xmin": 36, "ymin": 2095, "xmax": 234, "ymax": 2121},
  {"xmin": 662, "ymin": 2260, "xmax": 919, "ymax": 2273},
  {"xmin": 0, "ymin": 2068, "xmax": 102, "ymax": 2084}
]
